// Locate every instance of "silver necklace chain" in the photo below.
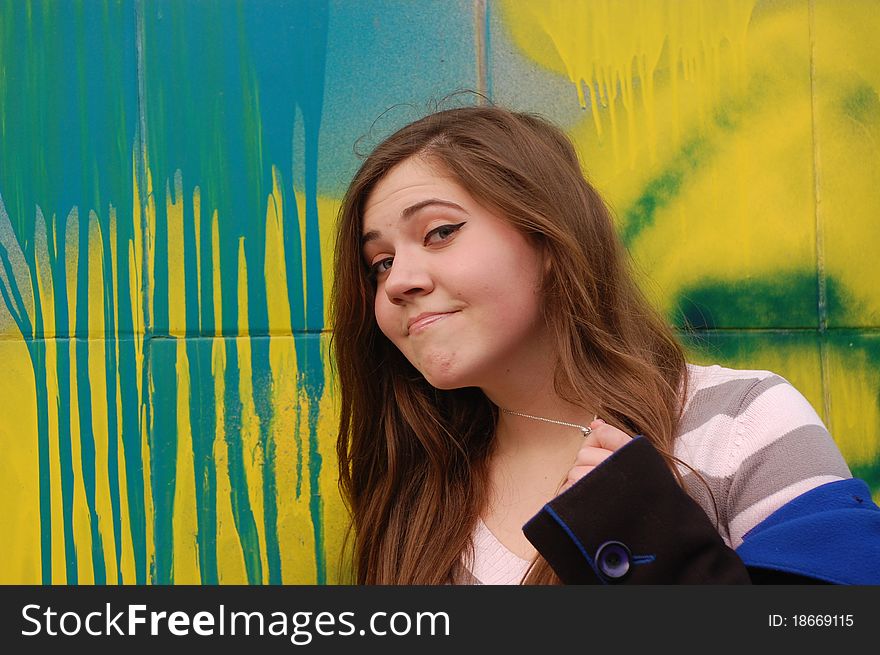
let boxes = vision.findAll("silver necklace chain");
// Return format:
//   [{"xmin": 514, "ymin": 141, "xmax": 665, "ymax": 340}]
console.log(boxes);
[{"xmin": 501, "ymin": 408, "xmax": 597, "ymax": 437}]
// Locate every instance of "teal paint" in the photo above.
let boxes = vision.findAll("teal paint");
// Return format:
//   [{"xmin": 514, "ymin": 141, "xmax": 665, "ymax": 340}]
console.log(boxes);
[
  {"xmin": 116, "ymin": 325, "xmax": 147, "ymax": 584},
  {"xmin": 146, "ymin": 169, "xmax": 176, "ymax": 583},
  {"xmin": 148, "ymin": 341, "xmax": 177, "ymax": 585},
  {"xmin": 295, "ymin": 392, "xmax": 303, "ymax": 500},
  {"xmin": 98, "ymin": 212, "xmax": 123, "ymax": 583},
  {"xmin": 75, "ymin": 232, "xmax": 107, "ymax": 585},
  {"xmin": 317, "ymin": 0, "xmax": 478, "ymax": 197},
  {"xmin": 191, "ymin": 343, "xmax": 219, "ymax": 584},
  {"xmin": 49, "ymin": 216, "xmax": 77, "ymax": 584},
  {"xmin": 0, "ymin": 0, "xmax": 142, "ymax": 584},
  {"xmin": 184, "ymin": 199, "xmax": 218, "ymax": 584},
  {"xmin": 303, "ymin": 335, "xmax": 326, "ymax": 584},
  {"xmin": 0, "ymin": 0, "xmax": 510, "ymax": 586},
  {"xmin": 243, "ymin": 0, "xmax": 331, "ymax": 584},
  {"xmin": 142, "ymin": 2, "xmax": 267, "ymax": 581},
  {"xmin": 223, "ymin": 342, "xmax": 263, "ymax": 585},
  {"xmin": 29, "ymin": 339, "xmax": 53, "ymax": 583},
  {"xmin": 70, "ymin": 3, "xmax": 106, "ymax": 584},
  {"xmin": 31, "ymin": 216, "xmax": 56, "ymax": 583}
]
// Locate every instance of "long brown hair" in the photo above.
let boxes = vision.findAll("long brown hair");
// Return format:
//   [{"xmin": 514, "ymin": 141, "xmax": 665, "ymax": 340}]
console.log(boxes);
[{"xmin": 331, "ymin": 105, "xmax": 689, "ymax": 584}]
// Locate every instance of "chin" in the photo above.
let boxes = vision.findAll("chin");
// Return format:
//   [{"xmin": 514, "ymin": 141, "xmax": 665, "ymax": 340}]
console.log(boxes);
[{"xmin": 417, "ymin": 363, "xmax": 472, "ymax": 391}]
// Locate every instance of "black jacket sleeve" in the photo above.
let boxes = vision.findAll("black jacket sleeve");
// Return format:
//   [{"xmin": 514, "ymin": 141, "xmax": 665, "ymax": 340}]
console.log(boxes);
[{"xmin": 522, "ymin": 436, "xmax": 752, "ymax": 584}]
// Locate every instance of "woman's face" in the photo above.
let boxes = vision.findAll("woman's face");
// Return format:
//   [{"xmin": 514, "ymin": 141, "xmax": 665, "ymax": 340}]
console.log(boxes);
[{"xmin": 361, "ymin": 156, "xmax": 550, "ymax": 391}]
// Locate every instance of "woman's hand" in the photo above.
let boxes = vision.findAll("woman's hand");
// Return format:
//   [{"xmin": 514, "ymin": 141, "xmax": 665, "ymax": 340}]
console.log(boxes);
[{"xmin": 558, "ymin": 419, "xmax": 633, "ymax": 495}]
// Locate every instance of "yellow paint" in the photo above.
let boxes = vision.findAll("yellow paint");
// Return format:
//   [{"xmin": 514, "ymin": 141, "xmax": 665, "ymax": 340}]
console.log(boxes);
[
  {"xmin": 107, "ymin": 202, "xmax": 136, "ymax": 583},
  {"xmin": 193, "ymin": 187, "xmax": 202, "ymax": 332},
  {"xmin": 32, "ymin": 211, "xmax": 67, "ymax": 582},
  {"xmin": 292, "ymin": 190, "xmax": 339, "ymax": 331},
  {"xmin": 65, "ymin": 208, "xmax": 79, "ymax": 336},
  {"xmin": 162, "ymin": 173, "xmax": 200, "ymax": 582},
  {"xmin": 88, "ymin": 212, "xmax": 117, "ymax": 582},
  {"xmin": 265, "ymin": 166, "xmax": 293, "ymax": 333},
  {"xmin": 167, "ymin": 171, "xmax": 186, "ymax": 333},
  {"xmin": 139, "ymin": 159, "xmax": 156, "ymax": 581},
  {"xmin": 825, "ymin": 341, "xmax": 880, "ymax": 466},
  {"xmin": 0, "ymin": 341, "xmax": 40, "ymax": 583},
  {"xmin": 172, "ymin": 337, "xmax": 200, "ymax": 583},
  {"xmin": 317, "ymin": 332, "xmax": 348, "ymax": 584},
  {"xmin": 61, "ymin": 207, "xmax": 94, "ymax": 584},
  {"xmin": 263, "ymin": 168, "xmax": 320, "ymax": 581},
  {"xmin": 68, "ymin": 334, "xmax": 94, "ymax": 584},
  {"xmin": 813, "ymin": 0, "xmax": 880, "ymax": 324},
  {"xmin": 236, "ymin": 239, "xmax": 268, "ymax": 582},
  {"xmin": 144, "ymin": 170, "xmax": 156, "ymax": 335},
  {"xmin": 115, "ymin": 362, "xmax": 134, "ymax": 584},
  {"xmin": 632, "ymin": 92, "xmax": 816, "ymax": 318},
  {"xmin": 142, "ymin": 369, "xmax": 154, "ymax": 582},
  {"xmin": 211, "ymin": 230, "xmax": 247, "ymax": 583},
  {"xmin": 212, "ymin": 210, "xmax": 222, "ymax": 332},
  {"xmin": 275, "ymin": 354, "xmax": 318, "ymax": 584},
  {"xmin": 499, "ymin": 0, "xmax": 754, "ymax": 168},
  {"xmin": 131, "ymin": 150, "xmax": 145, "ymax": 340}
]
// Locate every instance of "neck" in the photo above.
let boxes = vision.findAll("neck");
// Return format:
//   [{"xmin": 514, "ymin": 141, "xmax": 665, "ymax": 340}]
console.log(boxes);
[
  {"xmin": 483, "ymin": 370, "xmax": 598, "ymax": 457},
  {"xmin": 476, "ymin": 327, "xmax": 598, "ymax": 454}
]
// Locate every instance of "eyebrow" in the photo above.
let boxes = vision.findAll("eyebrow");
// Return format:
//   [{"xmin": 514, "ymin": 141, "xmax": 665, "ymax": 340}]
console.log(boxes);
[{"xmin": 361, "ymin": 199, "xmax": 467, "ymax": 247}]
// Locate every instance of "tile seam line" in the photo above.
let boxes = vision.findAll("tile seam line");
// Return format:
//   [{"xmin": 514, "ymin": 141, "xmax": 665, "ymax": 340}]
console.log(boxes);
[
  {"xmin": 807, "ymin": 0, "xmax": 832, "ymax": 426},
  {"xmin": 474, "ymin": 0, "xmax": 488, "ymax": 101}
]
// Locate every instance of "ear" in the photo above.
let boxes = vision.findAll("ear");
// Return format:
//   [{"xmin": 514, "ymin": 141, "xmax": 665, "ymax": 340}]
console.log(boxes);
[{"xmin": 541, "ymin": 243, "xmax": 552, "ymax": 277}]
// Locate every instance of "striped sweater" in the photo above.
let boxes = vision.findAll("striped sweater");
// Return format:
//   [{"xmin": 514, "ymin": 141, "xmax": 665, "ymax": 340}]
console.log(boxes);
[{"xmin": 468, "ymin": 363, "xmax": 852, "ymax": 585}]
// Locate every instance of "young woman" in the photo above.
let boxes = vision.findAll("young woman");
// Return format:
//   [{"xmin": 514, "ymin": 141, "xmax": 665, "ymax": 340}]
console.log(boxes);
[{"xmin": 331, "ymin": 105, "xmax": 880, "ymax": 584}]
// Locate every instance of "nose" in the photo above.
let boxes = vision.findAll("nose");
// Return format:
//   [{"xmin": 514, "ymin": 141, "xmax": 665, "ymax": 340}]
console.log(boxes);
[{"xmin": 383, "ymin": 252, "xmax": 434, "ymax": 304}]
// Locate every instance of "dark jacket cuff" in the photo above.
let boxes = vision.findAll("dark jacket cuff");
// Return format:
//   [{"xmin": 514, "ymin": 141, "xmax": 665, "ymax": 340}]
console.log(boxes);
[{"xmin": 522, "ymin": 436, "xmax": 751, "ymax": 584}]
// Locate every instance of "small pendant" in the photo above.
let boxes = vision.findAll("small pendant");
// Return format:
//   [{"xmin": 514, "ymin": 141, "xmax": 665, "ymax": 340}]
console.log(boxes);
[{"xmin": 581, "ymin": 426, "xmax": 592, "ymax": 437}]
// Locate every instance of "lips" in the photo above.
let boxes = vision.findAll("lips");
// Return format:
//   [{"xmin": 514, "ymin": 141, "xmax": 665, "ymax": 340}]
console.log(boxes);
[{"xmin": 407, "ymin": 311, "xmax": 458, "ymax": 335}]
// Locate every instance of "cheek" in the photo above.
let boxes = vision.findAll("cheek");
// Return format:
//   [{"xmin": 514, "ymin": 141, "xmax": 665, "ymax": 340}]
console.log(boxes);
[{"xmin": 373, "ymin": 296, "xmax": 399, "ymax": 344}]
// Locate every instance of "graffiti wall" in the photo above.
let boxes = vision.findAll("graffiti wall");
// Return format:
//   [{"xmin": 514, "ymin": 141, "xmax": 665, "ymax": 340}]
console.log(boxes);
[{"xmin": 0, "ymin": 0, "xmax": 877, "ymax": 584}]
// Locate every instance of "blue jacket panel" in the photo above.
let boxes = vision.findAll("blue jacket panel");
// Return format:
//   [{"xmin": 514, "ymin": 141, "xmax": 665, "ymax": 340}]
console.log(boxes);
[{"xmin": 736, "ymin": 478, "xmax": 880, "ymax": 584}]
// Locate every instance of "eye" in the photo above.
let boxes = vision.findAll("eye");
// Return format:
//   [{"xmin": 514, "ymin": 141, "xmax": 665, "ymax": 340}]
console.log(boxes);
[
  {"xmin": 369, "ymin": 257, "xmax": 393, "ymax": 279},
  {"xmin": 424, "ymin": 222, "xmax": 466, "ymax": 245}
]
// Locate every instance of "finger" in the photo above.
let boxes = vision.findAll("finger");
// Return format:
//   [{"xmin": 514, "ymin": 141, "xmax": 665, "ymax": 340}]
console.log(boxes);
[
  {"xmin": 559, "ymin": 465, "xmax": 596, "ymax": 494},
  {"xmin": 583, "ymin": 419, "xmax": 633, "ymax": 452},
  {"xmin": 567, "ymin": 465, "xmax": 595, "ymax": 483},
  {"xmin": 573, "ymin": 446, "xmax": 614, "ymax": 468}
]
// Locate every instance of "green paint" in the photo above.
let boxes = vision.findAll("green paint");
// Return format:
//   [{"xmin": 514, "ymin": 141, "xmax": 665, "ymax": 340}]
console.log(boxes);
[
  {"xmin": 841, "ymin": 82, "xmax": 880, "ymax": 124},
  {"xmin": 671, "ymin": 271, "xmax": 835, "ymax": 330},
  {"xmin": 620, "ymin": 135, "xmax": 711, "ymax": 247}
]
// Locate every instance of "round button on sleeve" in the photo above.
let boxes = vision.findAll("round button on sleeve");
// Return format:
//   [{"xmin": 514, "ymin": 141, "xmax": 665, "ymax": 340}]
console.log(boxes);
[{"xmin": 595, "ymin": 541, "xmax": 632, "ymax": 581}]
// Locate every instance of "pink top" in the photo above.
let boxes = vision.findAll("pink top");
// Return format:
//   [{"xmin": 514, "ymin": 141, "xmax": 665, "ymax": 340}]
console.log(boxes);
[{"xmin": 465, "ymin": 518, "xmax": 532, "ymax": 585}]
